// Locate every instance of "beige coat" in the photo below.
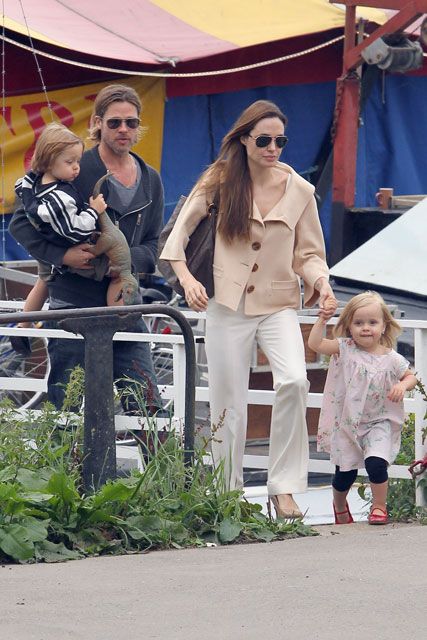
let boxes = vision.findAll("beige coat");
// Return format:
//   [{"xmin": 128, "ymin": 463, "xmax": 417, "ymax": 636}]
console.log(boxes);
[{"xmin": 159, "ymin": 163, "xmax": 329, "ymax": 315}]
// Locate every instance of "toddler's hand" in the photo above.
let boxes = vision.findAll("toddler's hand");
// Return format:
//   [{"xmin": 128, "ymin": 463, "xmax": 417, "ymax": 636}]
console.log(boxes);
[
  {"xmin": 319, "ymin": 295, "xmax": 337, "ymax": 321},
  {"xmin": 89, "ymin": 194, "xmax": 107, "ymax": 214},
  {"xmin": 387, "ymin": 382, "xmax": 406, "ymax": 403}
]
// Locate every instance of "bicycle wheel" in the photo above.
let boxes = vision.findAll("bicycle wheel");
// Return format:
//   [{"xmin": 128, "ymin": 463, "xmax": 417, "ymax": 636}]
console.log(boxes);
[{"xmin": 0, "ymin": 331, "xmax": 50, "ymax": 409}]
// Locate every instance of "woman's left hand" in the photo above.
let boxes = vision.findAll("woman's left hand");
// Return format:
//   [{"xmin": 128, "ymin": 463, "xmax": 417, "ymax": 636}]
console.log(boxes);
[{"xmin": 315, "ymin": 278, "xmax": 337, "ymax": 321}]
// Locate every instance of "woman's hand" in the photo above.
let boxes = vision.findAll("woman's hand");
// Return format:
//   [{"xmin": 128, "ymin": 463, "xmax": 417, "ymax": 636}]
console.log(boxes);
[
  {"xmin": 169, "ymin": 260, "xmax": 209, "ymax": 311},
  {"xmin": 315, "ymin": 277, "xmax": 337, "ymax": 321},
  {"xmin": 182, "ymin": 275, "xmax": 209, "ymax": 311}
]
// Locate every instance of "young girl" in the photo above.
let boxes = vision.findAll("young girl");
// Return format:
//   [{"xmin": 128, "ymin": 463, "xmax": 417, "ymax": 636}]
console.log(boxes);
[
  {"xmin": 12, "ymin": 123, "xmax": 121, "ymax": 353},
  {"xmin": 308, "ymin": 291, "xmax": 417, "ymax": 525}
]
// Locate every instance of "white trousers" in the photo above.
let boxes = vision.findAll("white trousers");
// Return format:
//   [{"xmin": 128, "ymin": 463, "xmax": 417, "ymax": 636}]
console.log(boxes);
[{"xmin": 205, "ymin": 298, "xmax": 309, "ymax": 495}]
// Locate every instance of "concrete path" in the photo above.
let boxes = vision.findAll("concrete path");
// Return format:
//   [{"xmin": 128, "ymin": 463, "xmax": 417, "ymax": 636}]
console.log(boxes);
[{"xmin": 1, "ymin": 522, "xmax": 425, "ymax": 640}]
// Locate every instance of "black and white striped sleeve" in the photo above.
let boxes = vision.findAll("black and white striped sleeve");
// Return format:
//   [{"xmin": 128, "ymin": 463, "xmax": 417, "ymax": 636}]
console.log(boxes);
[{"xmin": 35, "ymin": 188, "xmax": 98, "ymax": 244}]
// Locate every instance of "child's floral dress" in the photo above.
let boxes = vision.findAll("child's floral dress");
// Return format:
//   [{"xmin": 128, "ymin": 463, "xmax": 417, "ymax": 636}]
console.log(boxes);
[{"xmin": 317, "ymin": 338, "xmax": 410, "ymax": 471}]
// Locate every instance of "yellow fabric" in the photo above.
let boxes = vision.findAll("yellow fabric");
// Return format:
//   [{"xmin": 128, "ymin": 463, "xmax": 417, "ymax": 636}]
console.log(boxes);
[
  {"xmin": 152, "ymin": 0, "xmax": 388, "ymax": 45},
  {"xmin": 1, "ymin": 76, "xmax": 165, "ymax": 214}
]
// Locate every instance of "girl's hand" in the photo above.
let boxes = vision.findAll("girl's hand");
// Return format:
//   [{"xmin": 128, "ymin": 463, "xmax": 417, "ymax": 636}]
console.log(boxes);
[
  {"xmin": 182, "ymin": 276, "xmax": 209, "ymax": 311},
  {"xmin": 387, "ymin": 382, "xmax": 406, "ymax": 403},
  {"xmin": 316, "ymin": 314, "xmax": 328, "ymax": 326},
  {"xmin": 319, "ymin": 295, "xmax": 337, "ymax": 321},
  {"xmin": 315, "ymin": 278, "xmax": 337, "ymax": 321},
  {"xmin": 89, "ymin": 194, "xmax": 107, "ymax": 214}
]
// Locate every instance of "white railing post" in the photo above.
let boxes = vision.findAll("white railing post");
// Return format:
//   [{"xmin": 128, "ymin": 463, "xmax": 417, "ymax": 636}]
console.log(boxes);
[
  {"xmin": 414, "ymin": 327, "xmax": 427, "ymax": 507},
  {"xmin": 172, "ymin": 342, "xmax": 187, "ymax": 421},
  {"xmin": 1, "ymin": 300, "xmax": 426, "ymax": 508}
]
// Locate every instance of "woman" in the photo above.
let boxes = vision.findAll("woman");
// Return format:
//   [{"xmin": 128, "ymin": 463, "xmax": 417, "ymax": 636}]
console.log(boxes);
[{"xmin": 160, "ymin": 100, "xmax": 337, "ymax": 518}]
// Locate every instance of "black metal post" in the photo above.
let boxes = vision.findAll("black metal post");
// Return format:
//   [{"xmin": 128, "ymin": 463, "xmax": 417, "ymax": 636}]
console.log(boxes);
[
  {"xmin": 0, "ymin": 304, "xmax": 197, "ymax": 487},
  {"xmin": 60, "ymin": 312, "xmax": 141, "ymax": 492}
]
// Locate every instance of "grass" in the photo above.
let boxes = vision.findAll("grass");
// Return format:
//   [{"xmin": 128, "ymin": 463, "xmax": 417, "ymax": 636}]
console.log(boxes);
[{"xmin": 0, "ymin": 374, "xmax": 317, "ymax": 563}]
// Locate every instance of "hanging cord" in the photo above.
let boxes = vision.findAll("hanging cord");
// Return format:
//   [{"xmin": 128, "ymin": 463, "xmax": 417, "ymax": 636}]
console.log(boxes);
[
  {"xmin": 0, "ymin": 1, "xmax": 55, "ymax": 299},
  {"xmin": 0, "ymin": 33, "xmax": 346, "ymax": 77},
  {"xmin": 18, "ymin": 0, "xmax": 53, "ymax": 116},
  {"xmin": 1, "ymin": 0, "xmax": 8, "ymax": 298}
]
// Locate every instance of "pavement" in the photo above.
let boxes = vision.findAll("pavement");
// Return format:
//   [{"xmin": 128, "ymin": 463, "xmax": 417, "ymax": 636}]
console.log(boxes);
[{"xmin": 1, "ymin": 521, "xmax": 425, "ymax": 640}]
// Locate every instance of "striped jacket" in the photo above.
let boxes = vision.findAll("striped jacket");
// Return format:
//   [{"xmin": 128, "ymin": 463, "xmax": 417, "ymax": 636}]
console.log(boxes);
[{"xmin": 15, "ymin": 171, "xmax": 98, "ymax": 246}]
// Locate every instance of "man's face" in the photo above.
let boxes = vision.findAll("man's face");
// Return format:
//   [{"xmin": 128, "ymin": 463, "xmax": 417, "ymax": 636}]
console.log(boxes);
[{"xmin": 95, "ymin": 101, "xmax": 140, "ymax": 156}]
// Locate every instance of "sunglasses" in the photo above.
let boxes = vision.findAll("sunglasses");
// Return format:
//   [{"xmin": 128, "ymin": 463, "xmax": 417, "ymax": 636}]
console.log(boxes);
[
  {"xmin": 248, "ymin": 134, "xmax": 288, "ymax": 149},
  {"xmin": 104, "ymin": 117, "xmax": 140, "ymax": 130}
]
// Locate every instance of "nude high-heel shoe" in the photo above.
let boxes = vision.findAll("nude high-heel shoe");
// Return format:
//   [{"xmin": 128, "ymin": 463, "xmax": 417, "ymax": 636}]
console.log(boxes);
[{"xmin": 268, "ymin": 494, "xmax": 303, "ymax": 520}]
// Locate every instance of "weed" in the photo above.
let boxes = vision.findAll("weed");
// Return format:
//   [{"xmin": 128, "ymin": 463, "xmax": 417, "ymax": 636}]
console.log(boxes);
[
  {"xmin": 358, "ymin": 380, "xmax": 427, "ymax": 522},
  {"xmin": 0, "ymin": 372, "xmax": 316, "ymax": 563}
]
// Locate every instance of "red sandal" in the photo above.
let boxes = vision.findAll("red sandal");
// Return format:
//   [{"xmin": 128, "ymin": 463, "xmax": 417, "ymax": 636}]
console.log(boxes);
[
  {"xmin": 368, "ymin": 507, "xmax": 388, "ymax": 525},
  {"xmin": 333, "ymin": 501, "xmax": 354, "ymax": 524}
]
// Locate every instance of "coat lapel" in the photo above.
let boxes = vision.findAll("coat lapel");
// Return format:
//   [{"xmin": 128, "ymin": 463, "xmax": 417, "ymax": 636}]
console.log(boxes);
[{"xmin": 262, "ymin": 165, "xmax": 314, "ymax": 229}]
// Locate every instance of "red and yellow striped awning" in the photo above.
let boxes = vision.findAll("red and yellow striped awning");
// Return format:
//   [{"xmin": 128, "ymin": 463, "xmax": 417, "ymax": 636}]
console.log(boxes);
[{"xmin": 3, "ymin": 1, "xmax": 389, "ymax": 66}]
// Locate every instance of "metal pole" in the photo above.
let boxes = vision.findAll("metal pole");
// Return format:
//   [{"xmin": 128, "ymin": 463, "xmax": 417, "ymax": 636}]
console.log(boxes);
[
  {"xmin": 60, "ymin": 313, "xmax": 143, "ymax": 492},
  {"xmin": 0, "ymin": 304, "xmax": 197, "ymax": 485}
]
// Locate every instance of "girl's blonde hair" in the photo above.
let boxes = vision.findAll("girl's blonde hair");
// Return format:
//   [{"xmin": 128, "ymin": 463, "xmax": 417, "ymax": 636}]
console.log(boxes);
[
  {"xmin": 334, "ymin": 291, "xmax": 401, "ymax": 348},
  {"xmin": 31, "ymin": 123, "xmax": 83, "ymax": 174}
]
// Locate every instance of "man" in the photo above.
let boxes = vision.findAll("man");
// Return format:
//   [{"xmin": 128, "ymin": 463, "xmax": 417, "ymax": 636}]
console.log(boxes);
[{"xmin": 9, "ymin": 84, "xmax": 164, "ymax": 412}]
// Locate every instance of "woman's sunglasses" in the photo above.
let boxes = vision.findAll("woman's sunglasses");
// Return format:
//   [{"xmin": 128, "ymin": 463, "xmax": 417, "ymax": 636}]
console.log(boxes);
[
  {"xmin": 104, "ymin": 117, "xmax": 140, "ymax": 130},
  {"xmin": 248, "ymin": 134, "xmax": 288, "ymax": 149}
]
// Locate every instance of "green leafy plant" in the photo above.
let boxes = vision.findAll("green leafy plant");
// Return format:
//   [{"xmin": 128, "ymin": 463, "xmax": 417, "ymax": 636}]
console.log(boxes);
[{"xmin": 0, "ymin": 373, "xmax": 316, "ymax": 564}]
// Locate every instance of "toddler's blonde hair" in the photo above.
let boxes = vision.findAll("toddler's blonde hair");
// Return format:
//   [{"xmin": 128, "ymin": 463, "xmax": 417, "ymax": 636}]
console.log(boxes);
[
  {"xmin": 31, "ymin": 123, "xmax": 83, "ymax": 174},
  {"xmin": 334, "ymin": 291, "xmax": 401, "ymax": 348}
]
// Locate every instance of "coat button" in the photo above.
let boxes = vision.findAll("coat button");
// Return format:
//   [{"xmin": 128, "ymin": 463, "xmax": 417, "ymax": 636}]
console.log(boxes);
[
  {"xmin": 251, "ymin": 242, "xmax": 261, "ymax": 250},
  {"xmin": 252, "ymin": 263, "xmax": 259, "ymax": 272},
  {"xmin": 247, "ymin": 285, "xmax": 255, "ymax": 293}
]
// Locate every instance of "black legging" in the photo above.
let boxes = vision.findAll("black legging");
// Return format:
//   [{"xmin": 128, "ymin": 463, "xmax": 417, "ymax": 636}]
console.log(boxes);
[{"xmin": 332, "ymin": 456, "xmax": 388, "ymax": 492}]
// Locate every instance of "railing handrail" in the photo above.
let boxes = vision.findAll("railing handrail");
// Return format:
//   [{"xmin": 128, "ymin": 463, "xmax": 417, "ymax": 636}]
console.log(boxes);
[
  {"xmin": 0, "ymin": 302, "xmax": 425, "ymax": 503},
  {"xmin": 0, "ymin": 303, "xmax": 197, "ymax": 491}
]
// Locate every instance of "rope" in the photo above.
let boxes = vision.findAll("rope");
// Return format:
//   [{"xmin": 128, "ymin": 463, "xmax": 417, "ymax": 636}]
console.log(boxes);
[
  {"xmin": 18, "ymin": 0, "xmax": 53, "ymax": 117},
  {"xmin": 1, "ymin": 2, "xmax": 56, "ymax": 299},
  {"xmin": 1, "ymin": 0, "xmax": 7, "ymax": 280},
  {"xmin": 0, "ymin": 33, "xmax": 345, "ymax": 78}
]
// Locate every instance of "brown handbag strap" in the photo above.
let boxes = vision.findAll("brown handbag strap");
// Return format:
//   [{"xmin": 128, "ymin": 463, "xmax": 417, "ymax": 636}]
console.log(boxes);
[{"xmin": 207, "ymin": 189, "xmax": 219, "ymax": 217}]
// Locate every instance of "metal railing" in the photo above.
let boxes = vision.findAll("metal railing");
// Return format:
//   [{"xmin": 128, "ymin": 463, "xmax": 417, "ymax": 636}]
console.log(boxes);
[
  {"xmin": 0, "ymin": 303, "xmax": 197, "ymax": 492},
  {"xmin": 0, "ymin": 302, "xmax": 426, "ymax": 505}
]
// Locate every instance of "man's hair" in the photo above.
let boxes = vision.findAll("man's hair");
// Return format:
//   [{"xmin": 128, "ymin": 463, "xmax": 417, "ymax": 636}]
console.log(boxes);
[
  {"xmin": 31, "ymin": 123, "xmax": 83, "ymax": 173},
  {"xmin": 88, "ymin": 84, "xmax": 142, "ymax": 142}
]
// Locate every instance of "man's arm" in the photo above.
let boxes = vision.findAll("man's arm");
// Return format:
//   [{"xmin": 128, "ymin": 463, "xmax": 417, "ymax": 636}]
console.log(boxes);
[{"xmin": 9, "ymin": 204, "xmax": 68, "ymax": 267}]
